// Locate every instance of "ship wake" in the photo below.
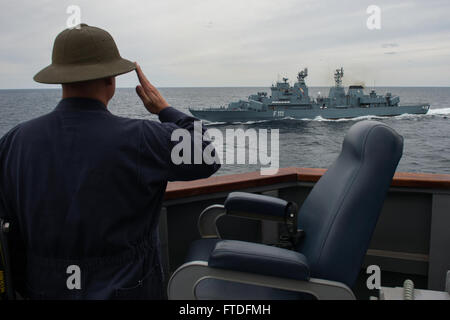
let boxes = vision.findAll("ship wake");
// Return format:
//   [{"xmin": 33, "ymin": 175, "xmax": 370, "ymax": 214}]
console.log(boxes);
[{"xmin": 203, "ymin": 107, "xmax": 449, "ymax": 126}]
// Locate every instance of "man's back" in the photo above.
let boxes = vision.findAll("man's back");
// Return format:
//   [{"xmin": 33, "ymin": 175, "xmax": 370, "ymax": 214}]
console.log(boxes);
[{"xmin": 0, "ymin": 97, "xmax": 220, "ymax": 299}]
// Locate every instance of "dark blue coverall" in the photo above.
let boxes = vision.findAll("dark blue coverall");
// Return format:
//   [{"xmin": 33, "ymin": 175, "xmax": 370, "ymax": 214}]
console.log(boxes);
[{"xmin": 0, "ymin": 97, "xmax": 220, "ymax": 299}]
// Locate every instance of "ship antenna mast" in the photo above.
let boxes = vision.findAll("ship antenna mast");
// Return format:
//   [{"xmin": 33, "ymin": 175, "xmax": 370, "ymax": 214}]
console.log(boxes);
[
  {"xmin": 297, "ymin": 68, "xmax": 308, "ymax": 85},
  {"xmin": 334, "ymin": 67, "xmax": 344, "ymax": 87}
]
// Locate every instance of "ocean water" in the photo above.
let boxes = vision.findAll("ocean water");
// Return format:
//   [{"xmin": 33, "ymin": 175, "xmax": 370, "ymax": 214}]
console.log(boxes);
[{"xmin": 0, "ymin": 87, "xmax": 449, "ymax": 175}]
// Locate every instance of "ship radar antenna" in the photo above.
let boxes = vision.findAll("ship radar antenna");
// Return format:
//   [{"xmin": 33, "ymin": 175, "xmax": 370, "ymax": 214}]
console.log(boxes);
[
  {"xmin": 334, "ymin": 67, "xmax": 344, "ymax": 87},
  {"xmin": 297, "ymin": 68, "xmax": 308, "ymax": 85}
]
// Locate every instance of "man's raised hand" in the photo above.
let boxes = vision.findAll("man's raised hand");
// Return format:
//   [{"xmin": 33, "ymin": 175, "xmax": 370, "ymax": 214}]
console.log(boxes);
[{"xmin": 135, "ymin": 62, "xmax": 170, "ymax": 114}]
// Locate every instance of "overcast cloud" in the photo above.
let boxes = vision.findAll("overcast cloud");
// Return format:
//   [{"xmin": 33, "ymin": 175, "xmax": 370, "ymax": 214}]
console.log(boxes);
[{"xmin": 0, "ymin": 0, "xmax": 449, "ymax": 88}]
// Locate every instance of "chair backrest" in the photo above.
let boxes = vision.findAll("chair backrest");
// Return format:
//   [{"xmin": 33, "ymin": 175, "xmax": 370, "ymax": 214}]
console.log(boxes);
[{"xmin": 297, "ymin": 120, "xmax": 403, "ymax": 287}]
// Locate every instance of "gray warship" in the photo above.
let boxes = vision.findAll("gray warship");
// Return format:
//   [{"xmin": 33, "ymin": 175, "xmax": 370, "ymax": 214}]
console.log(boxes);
[{"xmin": 189, "ymin": 68, "xmax": 430, "ymax": 122}]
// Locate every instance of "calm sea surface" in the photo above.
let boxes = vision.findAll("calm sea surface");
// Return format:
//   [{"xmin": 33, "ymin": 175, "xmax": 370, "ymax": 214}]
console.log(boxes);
[{"xmin": 0, "ymin": 87, "xmax": 449, "ymax": 175}]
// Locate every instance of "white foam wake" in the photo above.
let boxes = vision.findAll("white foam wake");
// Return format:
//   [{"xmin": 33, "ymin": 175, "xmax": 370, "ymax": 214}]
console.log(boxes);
[
  {"xmin": 428, "ymin": 107, "xmax": 450, "ymax": 115},
  {"xmin": 202, "ymin": 107, "xmax": 449, "ymax": 125}
]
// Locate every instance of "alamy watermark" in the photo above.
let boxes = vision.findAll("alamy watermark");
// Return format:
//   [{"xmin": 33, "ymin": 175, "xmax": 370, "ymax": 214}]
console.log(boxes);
[
  {"xmin": 366, "ymin": 5, "xmax": 381, "ymax": 30},
  {"xmin": 66, "ymin": 264, "xmax": 81, "ymax": 290},
  {"xmin": 366, "ymin": 264, "xmax": 381, "ymax": 290},
  {"xmin": 171, "ymin": 121, "xmax": 279, "ymax": 175},
  {"xmin": 66, "ymin": 5, "xmax": 81, "ymax": 29}
]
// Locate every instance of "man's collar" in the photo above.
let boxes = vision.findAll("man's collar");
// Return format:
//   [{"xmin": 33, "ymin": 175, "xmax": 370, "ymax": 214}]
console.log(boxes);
[{"xmin": 55, "ymin": 97, "xmax": 110, "ymax": 112}]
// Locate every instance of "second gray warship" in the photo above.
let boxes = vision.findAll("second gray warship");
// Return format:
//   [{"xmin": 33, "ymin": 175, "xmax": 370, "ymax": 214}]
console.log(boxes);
[{"xmin": 189, "ymin": 68, "xmax": 430, "ymax": 122}]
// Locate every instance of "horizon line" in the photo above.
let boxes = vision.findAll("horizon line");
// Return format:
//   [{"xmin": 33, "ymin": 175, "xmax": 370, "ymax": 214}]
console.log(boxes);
[{"xmin": 1, "ymin": 85, "xmax": 450, "ymax": 90}]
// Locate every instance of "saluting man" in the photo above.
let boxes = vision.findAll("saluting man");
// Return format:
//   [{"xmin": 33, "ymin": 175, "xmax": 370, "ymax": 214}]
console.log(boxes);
[{"xmin": 0, "ymin": 24, "xmax": 220, "ymax": 299}]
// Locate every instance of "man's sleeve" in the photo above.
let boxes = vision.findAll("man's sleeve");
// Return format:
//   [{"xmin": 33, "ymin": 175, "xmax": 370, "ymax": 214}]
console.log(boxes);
[
  {"xmin": 0, "ymin": 135, "xmax": 8, "ymax": 219},
  {"xmin": 0, "ymin": 130, "xmax": 26, "ymax": 295},
  {"xmin": 140, "ymin": 107, "xmax": 221, "ymax": 183}
]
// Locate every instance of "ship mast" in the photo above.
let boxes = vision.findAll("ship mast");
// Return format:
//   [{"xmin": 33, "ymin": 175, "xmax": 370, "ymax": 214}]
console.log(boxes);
[
  {"xmin": 297, "ymin": 68, "xmax": 308, "ymax": 85},
  {"xmin": 334, "ymin": 67, "xmax": 344, "ymax": 87}
]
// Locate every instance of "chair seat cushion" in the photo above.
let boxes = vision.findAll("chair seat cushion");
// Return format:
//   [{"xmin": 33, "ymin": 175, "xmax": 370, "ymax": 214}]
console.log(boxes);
[
  {"xmin": 209, "ymin": 240, "xmax": 310, "ymax": 281},
  {"xmin": 185, "ymin": 239, "xmax": 315, "ymax": 300}
]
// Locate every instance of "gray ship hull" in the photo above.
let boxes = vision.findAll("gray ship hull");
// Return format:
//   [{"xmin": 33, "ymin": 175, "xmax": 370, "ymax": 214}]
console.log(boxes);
[{"xmin": 190, "ymin": 104, "xmax": 430, "ymax": 123}]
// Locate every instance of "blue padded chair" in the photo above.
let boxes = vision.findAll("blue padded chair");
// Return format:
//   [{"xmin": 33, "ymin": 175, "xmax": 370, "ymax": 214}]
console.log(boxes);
[{"xmin": 168, "ymin": 120, "xmax": 403, "ymax": 300}]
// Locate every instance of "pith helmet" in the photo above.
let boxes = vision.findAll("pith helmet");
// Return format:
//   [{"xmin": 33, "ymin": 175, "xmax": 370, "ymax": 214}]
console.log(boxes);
[{"xmin": 34, "ymin": 24, "xmax": 136, "ymax": 84}]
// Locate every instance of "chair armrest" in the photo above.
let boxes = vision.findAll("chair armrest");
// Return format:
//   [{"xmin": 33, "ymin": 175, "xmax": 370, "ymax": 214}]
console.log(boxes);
[
  {"xmin": 197, "ymin": 192, "xmax": 299, "ymax": 240},
  {"xmin": 208, "ymin": 240, "xmax": 310, "ymax": 281},
  {"xmin": 225, "ymin": 192, "xmax": 297, "ymax": 223}
]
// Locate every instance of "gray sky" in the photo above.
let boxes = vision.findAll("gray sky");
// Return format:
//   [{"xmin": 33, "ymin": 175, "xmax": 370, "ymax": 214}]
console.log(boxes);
[{"xmin": 1, "ymin": 0, "xmax": 449, "ymax": 88}]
